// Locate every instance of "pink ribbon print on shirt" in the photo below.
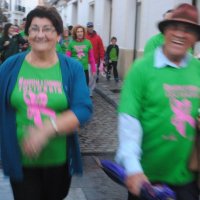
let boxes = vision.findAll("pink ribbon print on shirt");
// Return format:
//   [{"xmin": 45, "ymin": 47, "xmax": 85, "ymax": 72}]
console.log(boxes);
[
  {"xmin": 24, "ymin": 91, "xmax": 56, "ymax": 127},
  {"xmin": 171, "ymin": 99, "xmax": 195, "ymax": 137},
  {"xmin": 164, "ymin": 84, "xmax": 199, "ymax": 137},
  {"xmin": 74, "ymin": 45, "xmax": 86, "ymax": 59},
  {"xmin": 19, "ymin": 77, "xmax": 63, "ymax": 127}
]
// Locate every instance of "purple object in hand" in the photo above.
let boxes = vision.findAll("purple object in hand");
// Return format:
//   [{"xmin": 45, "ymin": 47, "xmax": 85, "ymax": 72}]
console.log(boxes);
[
  {"xmin": 94, "ymin": 158, "xmax": 176, "ymax": 200},
  {"xmin": 140, "ymin": 182, "xmax": 176, "ymax": 200},
  {"xmin": 100, "ymin": 159, "xmax": 126, "ymax": 186}
]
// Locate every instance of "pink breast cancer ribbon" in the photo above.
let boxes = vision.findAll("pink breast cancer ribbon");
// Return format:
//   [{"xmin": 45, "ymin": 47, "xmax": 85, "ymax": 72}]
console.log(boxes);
[{"xmin": 24, "ymin": 91, "xmax": 56, "ymax": 126}]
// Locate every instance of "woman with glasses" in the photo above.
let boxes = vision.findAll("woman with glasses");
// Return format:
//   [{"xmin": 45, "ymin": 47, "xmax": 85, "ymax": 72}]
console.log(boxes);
[
  {"xmin": 0, "ymin": 6, "xmax": 92, "ymax": 200},
  {"xmin": 66, "ymin": 25, "xmax": 96, "ymax": 85}
]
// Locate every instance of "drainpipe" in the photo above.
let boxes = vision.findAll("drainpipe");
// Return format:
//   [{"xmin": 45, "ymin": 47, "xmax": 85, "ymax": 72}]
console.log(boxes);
[{"xmin": 133, "ymin": 0, "xmax": 141, "ymax": 60}]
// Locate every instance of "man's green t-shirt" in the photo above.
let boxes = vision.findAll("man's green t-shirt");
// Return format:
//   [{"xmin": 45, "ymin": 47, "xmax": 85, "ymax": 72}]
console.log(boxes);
[
  {"xmin": 119, "ymin": 54, "xmax": 200, "ymax": 185},
  {"xmin": 67, "ymin": 39, "xmax": 92, "ymax": 70},
  {"xmin": 11, "ymin": 60, "xmax": 68, "ymax": 167}
]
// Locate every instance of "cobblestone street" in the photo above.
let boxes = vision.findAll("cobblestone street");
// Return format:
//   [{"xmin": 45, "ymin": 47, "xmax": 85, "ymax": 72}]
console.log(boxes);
[
  {"xmin": 79, "ymin": 91, "xmax": 118, "ymax": 154},
  {"xmin": 67, "ymin": 91, "xmax": 127, "ymax": 200}
]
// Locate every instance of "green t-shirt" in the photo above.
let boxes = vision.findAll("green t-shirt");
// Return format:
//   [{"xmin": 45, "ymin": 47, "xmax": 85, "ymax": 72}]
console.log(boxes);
[
  {"xmin": 60, "ymin": 39, "xmax": 69, "ymax": 54},
  {"xmin": 56, "ymin": 42, "xmax": 63, "ymax": 53},
  {"xmin": 144, "ymin": 33, "xmax": 164, "ymax": 56},
  {"xmin": 119, "ymin": 54, "xmax": 200, "ymax": 185},
  {"xmin": 19, "ymin": 30, "xmax": 26, "ymax": 38},
  {"xmin": 109, "ymin": 47, "xmax": 118, "ymax": 61},
  {"xmin": 67, "ymin": 39, "xmax": 92, "ymax": 70},
  {"xmin": 144, "ymin": 33, "xmax": 193, "ymax": 55},
  {"xmin": 11, "ymin": 60, "xmax": 68, "ymax": 167}
]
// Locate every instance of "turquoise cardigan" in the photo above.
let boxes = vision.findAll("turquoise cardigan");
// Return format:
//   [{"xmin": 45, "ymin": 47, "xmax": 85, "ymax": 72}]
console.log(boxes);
[{"xmin": 0, "ymin": 52, "xmax": 93, "ymax": 181}]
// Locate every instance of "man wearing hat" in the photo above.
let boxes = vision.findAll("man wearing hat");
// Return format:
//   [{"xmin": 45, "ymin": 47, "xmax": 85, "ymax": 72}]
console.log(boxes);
[
  {"xmin": 116, "ymin": 3, "xmax": 200, "ymax": 200},
  {"xmin": 86, "ymin": 21, "xmax": 105, "ymax": 86}
]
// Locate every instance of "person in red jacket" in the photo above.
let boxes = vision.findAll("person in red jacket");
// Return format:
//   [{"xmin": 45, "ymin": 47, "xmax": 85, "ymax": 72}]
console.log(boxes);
[{"xmin": 86, "ymin": 22, "xmax": 105, "ymax": 89}]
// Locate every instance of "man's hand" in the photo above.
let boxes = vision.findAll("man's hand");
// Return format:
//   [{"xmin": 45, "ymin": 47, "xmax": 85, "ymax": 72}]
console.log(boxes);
[{"xmin": 125, "ymin": 173, "xmax": 149, "ymax": 196}]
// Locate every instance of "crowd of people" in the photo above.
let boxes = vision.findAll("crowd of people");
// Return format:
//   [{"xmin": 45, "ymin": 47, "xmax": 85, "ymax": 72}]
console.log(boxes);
[{"xmin": 1, "ymin": 2, "xmax": 200, "ymax": 200}]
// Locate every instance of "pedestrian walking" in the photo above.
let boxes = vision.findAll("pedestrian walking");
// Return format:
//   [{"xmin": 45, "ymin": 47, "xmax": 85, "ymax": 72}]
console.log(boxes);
[
  {"xmin": 116, "ymin": 3, "xmax": 200, "ymax": 200},
  {"xmin": 68, "ymin": 25, "xmax": 73, "ymax": 41},
  {"xmin": 0, "ymin": 6, "xmax": 92, "ymax": 200},
  {"xmin": 0, "ymin": 23, "xmax": 27, "ymax": 63},
  {"xmin": 105, "ymin": 36, "xmax": 119, "ymax": 82},
  {"xmin": 86, "ymin": 21, "xmax": 105, "ymax": 94},
  {"xmin": 60, "ymin": 27, "xmax": 70, "ymax": 54},
  {"xmin": 66, "ymin": 25, "xmax": 96, "ymax": 85},
  {"xmin": 19, "ymin": 17, "xmax": 29, "ymax": 52}
]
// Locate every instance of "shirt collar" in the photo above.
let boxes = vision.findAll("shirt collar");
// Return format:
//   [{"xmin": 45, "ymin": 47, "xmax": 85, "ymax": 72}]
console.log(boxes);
[{"xmin": 154, "ymin": 46, "xmax": 191, "ymax": 69}]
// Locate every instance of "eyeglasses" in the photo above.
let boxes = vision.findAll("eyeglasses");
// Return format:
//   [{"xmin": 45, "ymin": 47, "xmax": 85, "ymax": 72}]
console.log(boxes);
[{"xmin": 29, "ymin": 25, "xmax": 56, "ymax": 35}]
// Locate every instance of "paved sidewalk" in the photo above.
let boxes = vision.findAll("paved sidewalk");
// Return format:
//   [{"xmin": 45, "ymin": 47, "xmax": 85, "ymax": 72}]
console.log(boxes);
[
  {"xmin": 66, "ymin": 155, "xmax": 127, "ymax": 200},
  {"xmin": 95, "ymin": 75, "xmax": 122, "ymax": 108},
  {"xmin": 66, "ymin": 76, "xmax": 125, "ymax": 200},
  {"xmin": 65, "ymin": 76, "xmax": 126, "ymax": 200}
]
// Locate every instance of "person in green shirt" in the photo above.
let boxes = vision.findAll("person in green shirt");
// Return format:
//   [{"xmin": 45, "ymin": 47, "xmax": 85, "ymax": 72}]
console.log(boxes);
[
  {"xmin": 19, "ymin": 17, "xmax": 29, "ymax": 51},
  {"xmin": 116, "ymin": 4, "xmax": 200, "ymax": 200},
  {"xmin": 1, "ymin": 6, "xmax": 92, "ymax": 200},
  {"xmin": 66, "ymin": 25, "xmax": 96, "ymax": 85},
  {"xmin": 143, "ymin": 9, "xmax": 173, "ymax": 56},
  {"xmin": 105, "ymin": 36, "xmax": 119, "ymax": 82},
  {"xmin": 56, "ymin": 27, "xmax": 70, "ymax": 54}
]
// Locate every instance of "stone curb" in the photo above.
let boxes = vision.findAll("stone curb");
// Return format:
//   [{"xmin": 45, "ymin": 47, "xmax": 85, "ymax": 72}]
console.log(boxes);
[
  {"xmin": 94, "ymin": 79, "xmax": 121, "ymax": 109},
  {"xmin": 94, "ymin": 87, "xmax": 118, "ymax": 108}
]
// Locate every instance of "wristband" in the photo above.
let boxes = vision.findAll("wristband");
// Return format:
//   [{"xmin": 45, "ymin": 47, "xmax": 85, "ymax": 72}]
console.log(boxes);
[{"xmin": 50, "ymin": 117, "xmax": 59, "ymax": 134}]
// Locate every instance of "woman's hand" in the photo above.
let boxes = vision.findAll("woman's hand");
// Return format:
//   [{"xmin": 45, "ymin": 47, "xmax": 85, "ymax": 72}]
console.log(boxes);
[
  {"xmin": 22, "ymin": 110, "xmax": 79, "ymax": 158},
  {"xmin": 22, "ymin": 121, "xmax": 55, "ymax": 158},
  {"xmin": 125, "ymin": 173, "xmax": 149, "ymax": 197}
]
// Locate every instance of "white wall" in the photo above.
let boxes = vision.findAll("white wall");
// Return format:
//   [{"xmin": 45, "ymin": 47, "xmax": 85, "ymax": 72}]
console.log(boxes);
[
  {"xmin": 111, "ymin": 0, "xmax": 135, "ymax": 49},
  {"xmin": 23, "ymin": 0, "xmax": 38, "ymax": 15},
  {"xmin": 67, "ymin": 0, "xmax": 78, "ymax": 26},
  {"xmin": 64, "ymin": 0, "xmax": 196, "ymax": 54},
  {"xmin": 66, "ymin": 3, "xmax": 73, "ymax": 25},
  {"xmin": 138, "ymin": 0, "xmax": 192, "ymax": 51},
  {"xmin": 92, "ymin": 0, "xmax": 104, "ymax": 40}
]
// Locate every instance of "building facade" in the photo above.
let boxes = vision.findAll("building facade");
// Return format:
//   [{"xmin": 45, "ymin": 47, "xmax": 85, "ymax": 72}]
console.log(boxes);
[
  {"xmin": 1, "ymin": 0, "xmax": 39, "ymax": 27},
  {"xmin": 50, "ymin": 0, "xmax": 200, "ymax": 78}
]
